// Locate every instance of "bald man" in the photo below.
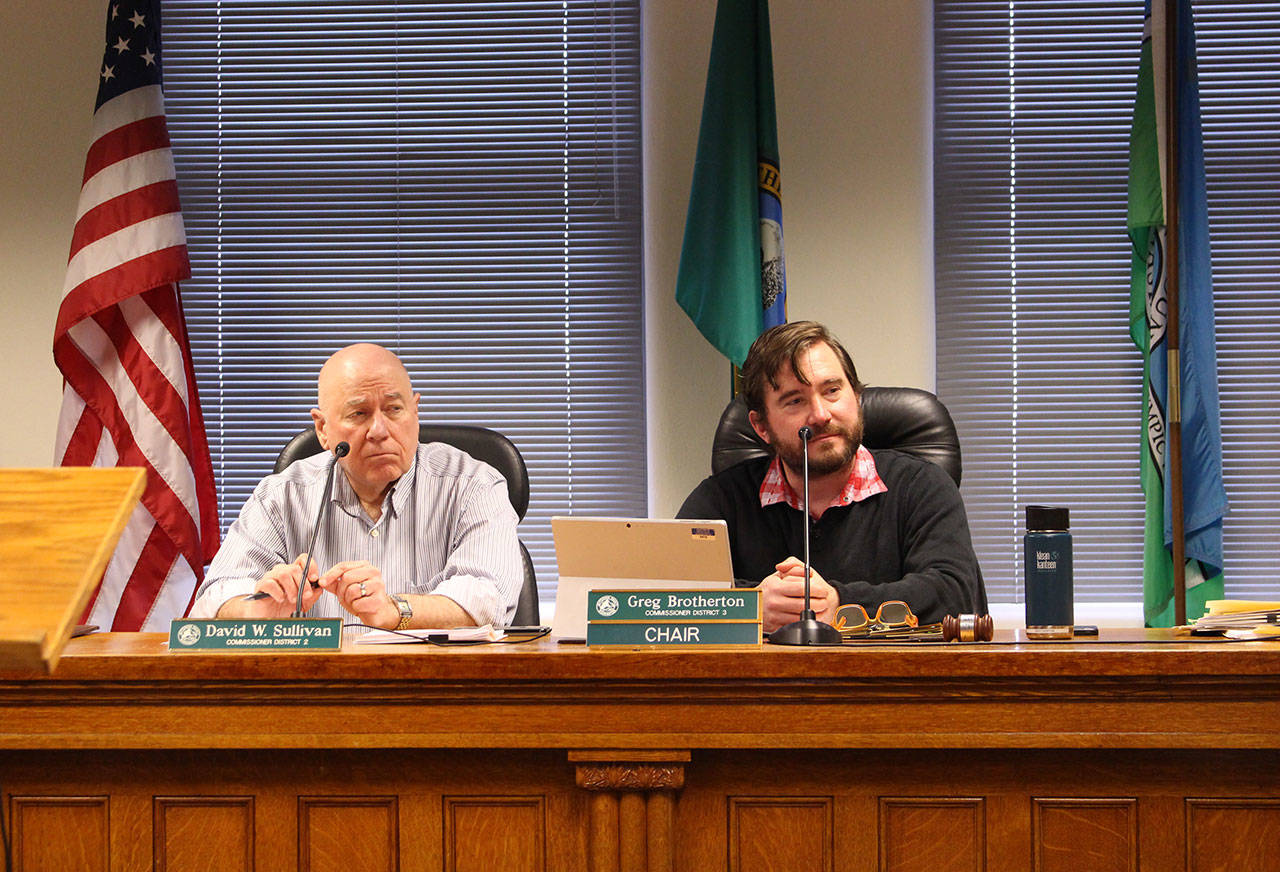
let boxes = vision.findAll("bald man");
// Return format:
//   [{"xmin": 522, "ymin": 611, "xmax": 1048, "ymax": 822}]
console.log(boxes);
[{"xmin": 190, "ymin": 344, "xmax": 523, "ymax": 628}]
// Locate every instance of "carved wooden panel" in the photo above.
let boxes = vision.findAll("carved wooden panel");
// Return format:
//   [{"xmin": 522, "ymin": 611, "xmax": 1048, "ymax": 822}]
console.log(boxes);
[
  {"xmin": 727, "ymin": 796, "xmax": 833, "ymax": 872},
  {"xmin": 878, "ymin": 797, "xmax": 984, "ymax": 872},
  {"xmin": 153, "ymin": 796, "xmax": 254, "ymax": 872},
  {"xmin": 1032, "ymin": 798, "xmax": 1136, "ymax": 872},
  {"xmin": 444, "ymin": 796, "xmax": 546, "ymax": 872},
  {"xmin": 299, "ymin": 796, "xmax": 398, "ymax": 872},
  {"xmin": 10, "ymin": 795, "xmax": 109, "ymax": 872},
  {"xmin": 1186, "ymin": 798, "xmax": 1280, "ymax": 872},
  {"xmin": 575, "ymin": 764, "xmax": 685, "ymax": 792}
]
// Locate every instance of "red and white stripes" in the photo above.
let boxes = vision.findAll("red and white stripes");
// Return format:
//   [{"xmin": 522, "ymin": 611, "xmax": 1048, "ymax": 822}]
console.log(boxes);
[{"xmin": 54, "ymin": 83, "xmax": 218, "ymax": 631}]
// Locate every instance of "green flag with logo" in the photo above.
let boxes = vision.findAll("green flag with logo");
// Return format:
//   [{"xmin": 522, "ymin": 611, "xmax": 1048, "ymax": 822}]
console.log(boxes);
[
  {"xmin": 676, "ymin": 0, "xmax": 786, "ymax": 368},
  {"xmin": 1127, "ymin": 0, "xmax": 1227, "ymax": 626}
]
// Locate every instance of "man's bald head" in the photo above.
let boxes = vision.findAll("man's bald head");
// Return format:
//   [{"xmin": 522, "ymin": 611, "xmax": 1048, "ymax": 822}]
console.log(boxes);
[{"xmin": 317, "ymin": 343, "xmax": 412, "ymax": 409}]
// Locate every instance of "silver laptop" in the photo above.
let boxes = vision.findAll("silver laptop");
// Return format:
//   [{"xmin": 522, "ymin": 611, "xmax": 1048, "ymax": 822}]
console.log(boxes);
[{"xmin": 550, "ymin": 517, "xmax": 735, "ymax": 640}]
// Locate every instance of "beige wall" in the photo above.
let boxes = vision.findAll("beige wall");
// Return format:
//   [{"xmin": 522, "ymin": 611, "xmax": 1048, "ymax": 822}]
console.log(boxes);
[
  {"xmin": 645, "ymin": 0, "xmax": 933, "ymax": 516},
  {"xmin": 2, "ymin": 1, "xmax": 935, "ymax": 514},
  {"xmin": 0, "ymin": 1, "xmax": 101, "ymax": 466}
]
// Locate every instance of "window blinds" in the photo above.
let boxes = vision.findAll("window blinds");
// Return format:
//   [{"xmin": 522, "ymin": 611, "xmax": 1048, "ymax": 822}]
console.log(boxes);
[
  {"xmin": 935, "ymin": 0, "xmax": 1280, "ymax": 602},
  {"xmin": 160, "ymin": 1, "xmax": 645, "ymax": 601}
]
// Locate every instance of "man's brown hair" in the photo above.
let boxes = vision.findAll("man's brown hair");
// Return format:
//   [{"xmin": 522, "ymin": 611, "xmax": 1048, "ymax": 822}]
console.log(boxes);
[{"xmin": 740, "ymin": 321, "xmax": 862, "ymax": 416}]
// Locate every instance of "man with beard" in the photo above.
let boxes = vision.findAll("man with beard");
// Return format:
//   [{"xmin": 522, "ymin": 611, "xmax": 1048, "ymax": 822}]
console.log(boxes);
[{"xmin": 677, "ymin": 322, "xmax": 985, "ymax": 633}]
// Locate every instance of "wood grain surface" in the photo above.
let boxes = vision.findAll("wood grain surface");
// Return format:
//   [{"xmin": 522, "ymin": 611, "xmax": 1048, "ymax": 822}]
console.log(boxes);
[
  {"xmin": 0, "ymin": 467, "xmax": 143, "ymax": 671},
  {"xmin": 4, "ymin": 632, "xmax": 1280, "ymax": 870},
  {"xmin": 3, "ymin": 630, "xmax": 1279, "ymax": 750}
]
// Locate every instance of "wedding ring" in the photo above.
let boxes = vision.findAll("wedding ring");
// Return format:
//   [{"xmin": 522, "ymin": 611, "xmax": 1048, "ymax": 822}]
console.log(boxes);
[{"xmin": 359, "ymin": 582, "xmax": 367, "ymax": 597}]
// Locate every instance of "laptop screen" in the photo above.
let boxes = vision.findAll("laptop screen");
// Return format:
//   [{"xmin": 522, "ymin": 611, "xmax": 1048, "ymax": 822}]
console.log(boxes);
[{"xmin": 550, "ymin": 517, "xmax": 735, "ymax": 639}]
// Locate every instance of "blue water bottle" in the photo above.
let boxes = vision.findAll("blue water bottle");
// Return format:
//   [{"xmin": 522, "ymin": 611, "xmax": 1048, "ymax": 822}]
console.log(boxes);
[{"xmin": 1024, "ymin": 505, "xmax": 1073, "ymax": 639}]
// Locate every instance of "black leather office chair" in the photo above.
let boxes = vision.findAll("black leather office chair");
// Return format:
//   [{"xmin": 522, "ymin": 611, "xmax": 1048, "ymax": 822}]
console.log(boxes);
[
  {"xmin": 275, "ymin": 424, "xmax": 540, "ymax": 625},
  {"xmin": 710, "ymin": 387, "xmax": 963, "ymax": 485}
]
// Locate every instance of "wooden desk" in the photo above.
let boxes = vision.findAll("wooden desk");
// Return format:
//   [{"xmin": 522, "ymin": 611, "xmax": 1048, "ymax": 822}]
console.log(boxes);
[{"xmin": 2, "ymin": 631, "xmax": 1279, "ymax": 871}]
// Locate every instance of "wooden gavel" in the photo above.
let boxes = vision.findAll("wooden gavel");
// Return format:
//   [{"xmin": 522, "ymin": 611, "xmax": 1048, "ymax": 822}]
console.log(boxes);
[{"xmin": 941, "ymin": 613, "xmax": 994, "ymax": 642}]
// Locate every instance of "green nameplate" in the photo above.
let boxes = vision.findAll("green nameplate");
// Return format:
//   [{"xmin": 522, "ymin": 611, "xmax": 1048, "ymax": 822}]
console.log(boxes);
[
  {"xmin": 586, "ymin": 621, "xmax": 761, "ymax": 646},
  {"xmin": 168, "ymin": 619, "xmax": 343, "ymax": 651},
  {"xmin": 587, "ymin": 589, "xmax": 760, "ymax": 622}
]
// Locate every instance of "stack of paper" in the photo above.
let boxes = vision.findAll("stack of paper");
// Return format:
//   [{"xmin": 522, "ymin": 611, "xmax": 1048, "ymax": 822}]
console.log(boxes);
[{"xmin": 1191, "ymin": 601, "xmax": 1280, "ymax": 640}]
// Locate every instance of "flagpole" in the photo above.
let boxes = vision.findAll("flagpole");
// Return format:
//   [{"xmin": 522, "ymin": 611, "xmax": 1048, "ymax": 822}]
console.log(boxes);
[{"xmin": 1163, "ymin": 0, "xmax": 1188, "ymax": 626}]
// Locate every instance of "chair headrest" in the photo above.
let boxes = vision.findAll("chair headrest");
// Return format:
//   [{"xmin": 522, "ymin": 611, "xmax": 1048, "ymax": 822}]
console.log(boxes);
[
  {"xmin": 275, "ymin": 423, "xmax": 529, "ymax": 519},
  {"xmin": 710, "ymin": 386, "xmax": 962, "ymax": 485}
]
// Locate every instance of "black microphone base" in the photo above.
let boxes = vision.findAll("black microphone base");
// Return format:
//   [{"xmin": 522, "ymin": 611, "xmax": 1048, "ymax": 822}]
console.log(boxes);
[{"xmin": 768, "ymin": 614, "xmax": 844, "ymax": 646}]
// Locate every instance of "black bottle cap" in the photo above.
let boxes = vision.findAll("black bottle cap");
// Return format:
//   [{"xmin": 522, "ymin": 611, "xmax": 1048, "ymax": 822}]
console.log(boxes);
[{"xmin": 1026, "ymin": 505, "xmax": 1069, "ymax": 532}]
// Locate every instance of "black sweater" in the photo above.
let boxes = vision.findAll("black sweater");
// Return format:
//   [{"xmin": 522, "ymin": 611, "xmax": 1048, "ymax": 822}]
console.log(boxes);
[{"xmin": 677, "ymin": 450, "xmax": 987, "ymax": 624}]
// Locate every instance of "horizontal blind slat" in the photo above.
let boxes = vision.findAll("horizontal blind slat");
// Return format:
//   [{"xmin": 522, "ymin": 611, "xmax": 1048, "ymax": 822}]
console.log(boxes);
[
  {"xmin": 936, "ymin": 0, "xmax": 1280, "ymax": 604},
  {"xmin": 163, "ymin": 0, "xmax": 645, "ymax": 599}
]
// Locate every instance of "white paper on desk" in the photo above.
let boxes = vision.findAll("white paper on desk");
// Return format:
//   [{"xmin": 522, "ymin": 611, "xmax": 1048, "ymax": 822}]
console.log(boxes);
[
  {"xmin": 1224, "ymin": 625, "xmax": 1280, "ymax": 641},
  {"xmin": 355, "ymin": 625, "xmax": 505, "ymax": 644}
]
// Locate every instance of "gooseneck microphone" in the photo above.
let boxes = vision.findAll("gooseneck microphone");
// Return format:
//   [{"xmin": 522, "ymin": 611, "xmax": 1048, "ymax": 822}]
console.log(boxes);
[
  {"xmin": 243, "ymin": 441, "xmax": 350, "ymax": 615},
  {"xmin": 799, "ymin": 426, "xmax": 813, "ymax": 595},
  {"xmin": 768, "ymin": 426, "xmax": 843, "ymax": 646}
]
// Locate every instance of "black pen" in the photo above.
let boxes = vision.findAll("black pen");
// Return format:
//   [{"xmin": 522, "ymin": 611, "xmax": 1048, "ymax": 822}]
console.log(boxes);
[{"xmin": 243, "ymin": 579, "xmax": 319, "ymax": 602}]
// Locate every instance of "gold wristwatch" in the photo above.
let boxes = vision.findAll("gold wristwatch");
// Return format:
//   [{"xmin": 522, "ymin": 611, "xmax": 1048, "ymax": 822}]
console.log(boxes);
[{"xmin": 389, "ymin": 594, "xmax": 413, "ymax": 630}]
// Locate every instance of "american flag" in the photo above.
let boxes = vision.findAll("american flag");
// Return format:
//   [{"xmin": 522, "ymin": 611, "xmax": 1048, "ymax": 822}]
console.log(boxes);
[{"xmin": 53, "ymin": 0, "xmax": 219, "ymax": 631}]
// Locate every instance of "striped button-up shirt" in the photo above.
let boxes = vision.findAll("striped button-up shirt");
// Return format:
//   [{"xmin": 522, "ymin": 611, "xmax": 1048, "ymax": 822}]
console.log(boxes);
[{"xmin": 190, "ymin": 443, "xmax": 523, "ymax": 626}]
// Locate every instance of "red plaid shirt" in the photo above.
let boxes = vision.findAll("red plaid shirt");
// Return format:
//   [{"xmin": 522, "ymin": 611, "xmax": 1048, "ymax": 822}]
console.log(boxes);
[{"xmin": 758, "ymin": 445, "xmax": 887, "ymax": 513}]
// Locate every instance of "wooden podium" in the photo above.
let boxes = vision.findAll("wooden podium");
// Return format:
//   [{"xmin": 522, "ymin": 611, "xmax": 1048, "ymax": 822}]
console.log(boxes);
[{"xmin": 0, "ymin": 467, "xmax": 144, "ymax": 672}]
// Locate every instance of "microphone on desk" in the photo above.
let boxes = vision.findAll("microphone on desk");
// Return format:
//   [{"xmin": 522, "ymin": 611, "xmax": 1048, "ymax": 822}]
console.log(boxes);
[
  {"xmin": 243, "ymin": 441, "xmax": 350, "ymax": 615},
  {"xmin": 768, "ymin": 426, "xmax": 843, "ymax": 646}
]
